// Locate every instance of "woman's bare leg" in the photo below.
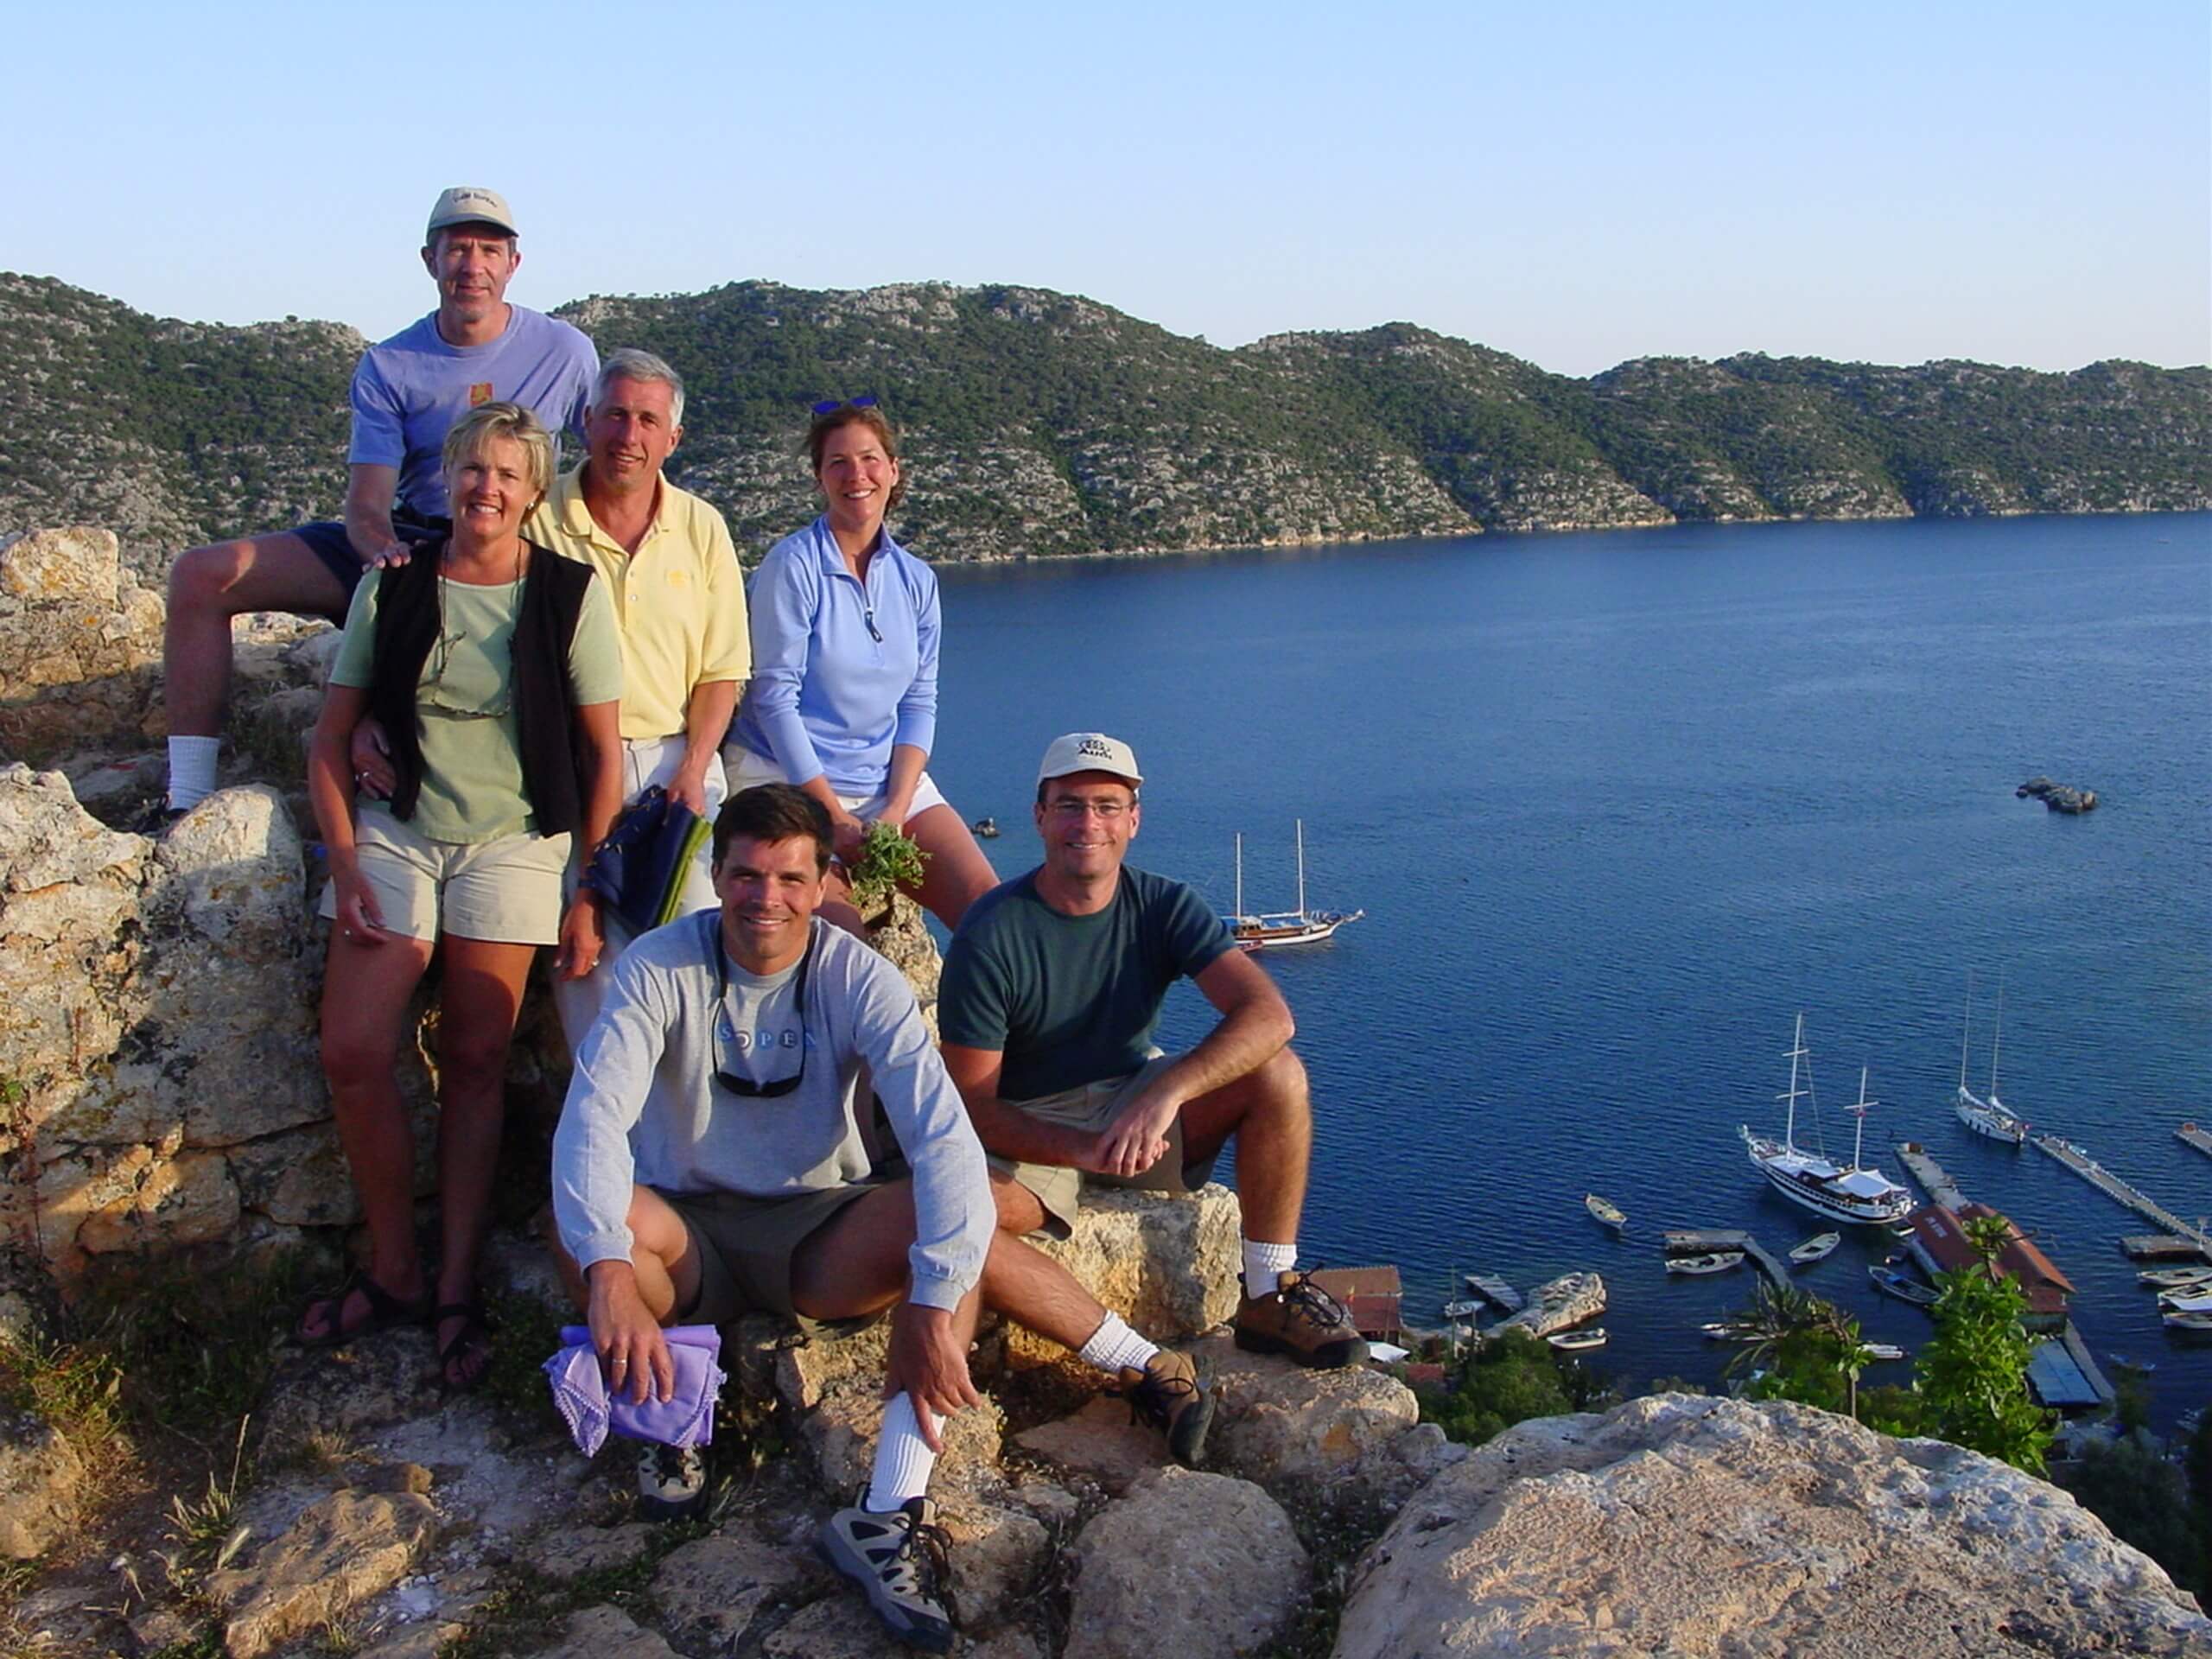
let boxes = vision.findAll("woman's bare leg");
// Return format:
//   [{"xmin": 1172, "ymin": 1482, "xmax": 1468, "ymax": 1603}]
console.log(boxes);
[{"xmin": 903, "ymin": 804, "xmax": 999, "ymax": 930}]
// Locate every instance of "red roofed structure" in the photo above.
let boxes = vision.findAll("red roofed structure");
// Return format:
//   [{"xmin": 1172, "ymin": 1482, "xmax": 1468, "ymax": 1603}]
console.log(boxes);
[
  {"xmin": 1306, "ymin": 1266, "xmax": 1403, "ymax": 1340},
  {"xmin": 1906, "ymin": 1203, "xmax": 2074, "ymax": 1329}
]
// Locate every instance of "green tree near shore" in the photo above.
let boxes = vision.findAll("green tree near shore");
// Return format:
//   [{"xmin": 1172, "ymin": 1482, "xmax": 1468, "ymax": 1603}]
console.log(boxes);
[{"xmin": 1914, "ymin": 1213, "xmax": 2055, "ymax": 1476}]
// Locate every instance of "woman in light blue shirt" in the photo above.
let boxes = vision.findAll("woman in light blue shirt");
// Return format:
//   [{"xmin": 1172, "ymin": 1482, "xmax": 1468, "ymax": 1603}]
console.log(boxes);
[{"xmin": 723, "ymin": 401, "xmax": 996, "ymax": 928}]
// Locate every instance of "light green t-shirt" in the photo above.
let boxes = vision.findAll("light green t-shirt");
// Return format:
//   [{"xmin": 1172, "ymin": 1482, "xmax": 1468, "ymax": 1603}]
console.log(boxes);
[{"xmin": 332, "ymin": 568, "xmax": 624, "ymax": 843}]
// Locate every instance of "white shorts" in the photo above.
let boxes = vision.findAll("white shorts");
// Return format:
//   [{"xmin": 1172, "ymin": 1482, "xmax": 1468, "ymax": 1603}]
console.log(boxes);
[
  {"xmin": 719, "ymin": 745, "xmax": 950, "ymax": 826},
  {"xmin": 320, "ymin": 811, "xmax": 570, "ymax": 945}
]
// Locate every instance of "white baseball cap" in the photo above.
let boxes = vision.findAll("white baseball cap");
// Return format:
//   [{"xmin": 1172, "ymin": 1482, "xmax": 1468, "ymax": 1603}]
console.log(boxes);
[
  {"xmin": 427, "ymin": 186, "xmax": 518, "ymax": 238},
  {"xmin": 1037, "ymin": 732, "xmax": 1143, "ymax": 786}
]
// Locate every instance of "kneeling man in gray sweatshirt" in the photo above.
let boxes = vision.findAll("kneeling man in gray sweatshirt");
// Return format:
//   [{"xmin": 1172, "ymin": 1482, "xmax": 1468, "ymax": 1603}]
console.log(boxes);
[{"xmin": 551, "ymin": 784, "xmax": 1211, "ymax": 1653}]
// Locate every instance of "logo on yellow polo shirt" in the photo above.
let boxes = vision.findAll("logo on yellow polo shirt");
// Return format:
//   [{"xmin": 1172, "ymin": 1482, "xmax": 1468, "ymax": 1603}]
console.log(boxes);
[
  {"xmin": 468, "ymin": 383, "xmax": 494, "ymax": 406},
  {"xmin": 665, "ymin": 569, "xmax": 690, "ymax": 589}
]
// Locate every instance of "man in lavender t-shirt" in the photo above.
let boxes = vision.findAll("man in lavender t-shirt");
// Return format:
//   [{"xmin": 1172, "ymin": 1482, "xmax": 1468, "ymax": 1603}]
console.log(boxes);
[{"xmin": 152, "ymin": 187, "xmax": 597, "ymax": 821}]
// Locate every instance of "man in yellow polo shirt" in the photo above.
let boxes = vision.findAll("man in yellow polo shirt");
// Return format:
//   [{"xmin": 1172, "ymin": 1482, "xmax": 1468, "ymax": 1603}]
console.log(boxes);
[
  {"xmin": 531, "ymin": 347, "xmax": 749, "ymax": 1039},
  {"xmin": 355, "ymin": 346, "xmax": 748, "ymax": 1039}
]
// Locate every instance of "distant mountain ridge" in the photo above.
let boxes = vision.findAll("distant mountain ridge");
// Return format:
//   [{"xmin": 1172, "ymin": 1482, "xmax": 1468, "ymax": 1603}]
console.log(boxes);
[{"xmin": 3, "ymin": 271, "xmax": 2205, "ymax": 576}]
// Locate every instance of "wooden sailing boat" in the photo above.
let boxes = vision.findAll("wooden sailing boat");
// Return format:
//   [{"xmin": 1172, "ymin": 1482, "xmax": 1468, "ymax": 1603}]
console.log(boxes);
[
  {"xmin": 1223, "ymin": 821, "xmax": 1364, "ymax": 950},
  {"xmin": 1955, "ymin": 973, "xmax": 2029, "ymax": 1144}
]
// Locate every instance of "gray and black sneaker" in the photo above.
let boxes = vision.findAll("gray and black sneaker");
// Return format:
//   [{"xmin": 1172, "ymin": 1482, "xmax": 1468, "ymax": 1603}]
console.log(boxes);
[
  {"xmin": 1116, "ymin": 1349, "xmax": 1215, "ymax": 1467},
  {"xmin": 817, "ymin": 1496, "xmax": 957, "ymax": 1653},
  {"xmin": 636, "ymin": 1441, "xmax": 708, "ymax": 1521}
]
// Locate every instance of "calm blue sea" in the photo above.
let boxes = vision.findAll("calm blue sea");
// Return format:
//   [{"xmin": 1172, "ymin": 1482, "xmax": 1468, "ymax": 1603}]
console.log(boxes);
[{"xmin": 926, "ymin": 512, "xmax": 2212, "ymax": 1429}]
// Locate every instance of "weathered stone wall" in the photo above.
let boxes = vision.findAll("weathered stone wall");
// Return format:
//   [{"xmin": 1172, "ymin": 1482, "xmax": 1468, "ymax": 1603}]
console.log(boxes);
[{"xmin": 0, "ymin": 527, "xmax": 165, "ymax": 765}]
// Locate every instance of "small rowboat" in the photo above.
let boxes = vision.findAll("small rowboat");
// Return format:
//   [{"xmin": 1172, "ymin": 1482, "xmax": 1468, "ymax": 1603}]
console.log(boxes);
[
  {"xmin": 1666, "ymin": 1251, "xmax": 1745, "ymax": 1275},
  {"xmin": 2158, "ymin": 1290, "xmax": 2212, "ymax": 1314},
  {"xmin": 1789, "ymin": 1232, "xmax": 1841, "ymax": 1265},
  {"xmin": 2141, "ymin": 1266, "xmax": 2212, "ymax": 1291},
  {"xmin": 1700, "ymin": 1321, "xmax": 1756, "ymax": 1342},
  {"xmin": 1440, "ymin": 1299, "xmax": 1484, "ymax": 1320},
  {"xmin": 2163, "ymin": 1309, "xmax": 2212, "ymax": 1335},
  {"xmin": 1585, "ymin": 1194, "xmax": 1627, "ymax": 1230},
  {"xmin": 1863, "ymin": 1343, "xmax": 1907, "ymax": 1363},
  {"xmin": 1869, "ymin": 1265, "xmax": 1939, "ymax": 1307},
  {"xmin": 1548, "ymin": 1327, "xmax": 1608, "ymax": 1352}
]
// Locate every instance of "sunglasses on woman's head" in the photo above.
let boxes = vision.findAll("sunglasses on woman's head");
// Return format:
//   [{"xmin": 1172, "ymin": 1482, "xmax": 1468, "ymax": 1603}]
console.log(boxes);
[{"xmin": 811, "ymin": 395, "xmax": 880, "ymax": 415}]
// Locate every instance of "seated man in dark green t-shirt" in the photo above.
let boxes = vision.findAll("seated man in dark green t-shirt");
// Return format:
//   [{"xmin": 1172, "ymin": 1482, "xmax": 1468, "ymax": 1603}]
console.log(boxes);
[{"xmin": 938, "ymin": 734, "xmax": 1366, "ymax": 1369}]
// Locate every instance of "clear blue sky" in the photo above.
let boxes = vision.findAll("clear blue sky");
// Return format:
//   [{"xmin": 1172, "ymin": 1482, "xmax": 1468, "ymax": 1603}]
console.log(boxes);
[{"xmin": 5, "ymin": 2, "xmax": 2204, "ymax": 377}]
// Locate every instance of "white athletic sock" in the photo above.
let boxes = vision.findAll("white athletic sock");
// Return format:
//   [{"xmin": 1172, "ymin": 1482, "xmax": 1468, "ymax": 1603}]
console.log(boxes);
[
  {"xmin": 1077, "ymin": 1312, "xmax": 1160, "ymax": 1376},
  {"xmin": 166, "ymin": 736, "xmax": 221, "ymax": 810},
  {"xmin": 863, "ymin": 1393, "xmax": 938, "ymax": 1513},
  {"xmin": 1243, "ymin": 1239, "xmax": 1299, "ymax": 1300}
]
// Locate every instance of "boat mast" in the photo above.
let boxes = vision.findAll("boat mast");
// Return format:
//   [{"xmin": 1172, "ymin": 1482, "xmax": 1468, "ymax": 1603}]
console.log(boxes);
[
  {"xmin": 1295, "ymin": 819, "xmax": 1307, "ymax": 918},
  {"xmin": 1989, "ymin": 974, "xmax": 2005, "ymax": 1097},
  {"xmin": 1234, "ymin": 833, "xmax": 1244, "ymax": 918},
  {"xmin": 1959, "ymin": 972, "xmax": 1973, "ymax": 1093},
  {"xmin": 1848, "ymin": 1067, "xmax": 1876, "ymax": 1172},
  {"xmin": 1779, "ymin": 1013, "xmax": 1808, "ymax": 1152}
]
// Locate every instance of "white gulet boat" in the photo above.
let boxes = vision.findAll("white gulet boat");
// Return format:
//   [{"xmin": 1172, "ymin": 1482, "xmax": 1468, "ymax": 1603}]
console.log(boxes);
[
  {"xmin": 1955, "ymin": 973, "xmax": 2029, "ymax": 1145},
  {"xmin": 1740, "ymin": 1016, "xmax": 1914, "ymax": 1227},
  {"xmin": 1223, "ymin": 822, "xmax": 1363, "ymax": 950}
]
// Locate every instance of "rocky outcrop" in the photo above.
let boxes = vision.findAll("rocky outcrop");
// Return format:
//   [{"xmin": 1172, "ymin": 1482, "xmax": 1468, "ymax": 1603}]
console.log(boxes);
[
  {"xmin": 0, "ymin": 527, "xmax": 164, "ymax": 762},
  {"xmin": 1334, "ymin": 1393, "xmax": 2212, "ymax": 1659},
  {"xmin": 1488, "ymin": 1269, "xmax": 1605, "ymax": 1339},
  {"xmin": 0, "ymin": 1410, "xmax": 84, "ymax": 1558},
  {"xmin": 2018, "ymin": 775, "xmax": 2099, "ymax": 812},
  {"xmin": 206, "ymin": 1477, "xmax": 438, "ymax": 1659},
  {"xmin": 1065, "ymin": 1467, "xmax": 1306, "ymax": 1659}
]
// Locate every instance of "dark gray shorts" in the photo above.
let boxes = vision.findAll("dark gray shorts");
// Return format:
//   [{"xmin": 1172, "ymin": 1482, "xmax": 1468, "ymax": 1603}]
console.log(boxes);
[
  {"xmin": 659, "ymin": 1179, "xmax": 892, "ymax": 1324},
  {"xmin": 294, "ymin": 510, "xmax": 448, "ymax": 606}
]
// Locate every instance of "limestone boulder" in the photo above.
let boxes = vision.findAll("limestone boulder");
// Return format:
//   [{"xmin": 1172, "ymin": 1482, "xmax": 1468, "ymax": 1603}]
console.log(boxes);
[
  {"xmin": 206, "ymin": 1484, "xmax": 437, "ymax": 1659},
  {"xmin": 1333, "ymin": 1393, "xmax": 2212, "ymax": 1659},
  {"xmin": 940, "ymin": 1497, "xmax": 1052, "ymax": 1628},
  {"xmin": 651, "ymin": 1523, "xmax": 815, "ymax": 1652},
  {"xmin": 531, "ymin": 1605, "xmax": 678, "ymax": 1659},
  {"xmin": 1006, "ymin": 1185, "xmax": 1242, "ymax": 1367},
  {"xmin": 1064, "ymin": 1466, "xmax": 1306, "ymax": 1659},
  {"xmin": 0, "ymin": 527, "xmax": 165, "ymax": 760},
  {"xmin": 799, "ymin": 1376, "xmax": 1007, "ymax": 1498},
  {"xmin": 0, "ymin": 1411, "xmax": 84, "ymax": 1558},
  {"xmin": 1013, "ymin": 1393, "xmax": 1173, "ymax": 1496},
  {"xmin": 1182, "ymin": 1332, "xmax": 1433, "ymax": 1507}
]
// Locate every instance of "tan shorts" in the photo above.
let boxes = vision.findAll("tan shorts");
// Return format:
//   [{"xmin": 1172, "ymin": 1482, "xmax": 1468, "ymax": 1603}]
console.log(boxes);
[
  {"xmin": 318, "ymin": 811, "xmax": 571, "ymax": 944},
  {"xmin": 991, "ymin": 1053, "xmax": 1219, "ymax": 1240},
  {"xmin": 661, "ymin": 1179, "xmax": 892, "ymax": 1324}
]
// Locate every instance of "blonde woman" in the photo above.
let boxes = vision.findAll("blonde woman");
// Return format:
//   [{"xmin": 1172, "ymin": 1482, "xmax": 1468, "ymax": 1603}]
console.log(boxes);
[{"xmin": 302, "ymin": 402, "xmax": 624, "ymax": 1389}]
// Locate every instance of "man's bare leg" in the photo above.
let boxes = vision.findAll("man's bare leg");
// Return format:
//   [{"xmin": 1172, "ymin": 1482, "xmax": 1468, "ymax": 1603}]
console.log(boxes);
[
  {"xmin": 162, "ymin": 531, "xmax": 348, "ymax": 804},
  {"xmin": 549, "ymin": 1185, "xmax": 702, "ymax": 1322},
  {"xmin": 1180, "ymin": 1045, "xmax": 1312, "ymax": 1246}
]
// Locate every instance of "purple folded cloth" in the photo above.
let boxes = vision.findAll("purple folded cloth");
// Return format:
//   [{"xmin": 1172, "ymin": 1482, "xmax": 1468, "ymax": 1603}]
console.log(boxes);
[{"xmin": 543, "ymin": 1324, "xmax": 726, "ymax": 1457}]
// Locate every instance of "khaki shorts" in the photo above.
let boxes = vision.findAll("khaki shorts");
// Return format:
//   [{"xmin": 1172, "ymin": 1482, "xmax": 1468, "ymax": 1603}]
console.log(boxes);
[
  {"xmin": 991, "ymin": 1053, "xmax": 1219, "ymax": 1239},
  {"xmin": 721, "ymin": 745, "xmax": 952, "ymax": 824},
  {"xmin": 319, "ymin": 811, "xmax": 571, "ymax": 944},
  {"xmin": 661, "ymin": 1179, "xmax": 892, "ymax": 1324}
]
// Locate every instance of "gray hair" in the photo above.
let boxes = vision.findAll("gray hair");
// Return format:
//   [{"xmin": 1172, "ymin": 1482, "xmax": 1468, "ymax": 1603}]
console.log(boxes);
[{"xmin": 592, "ymin": 348, "xmax": 685, "ymax": 429}]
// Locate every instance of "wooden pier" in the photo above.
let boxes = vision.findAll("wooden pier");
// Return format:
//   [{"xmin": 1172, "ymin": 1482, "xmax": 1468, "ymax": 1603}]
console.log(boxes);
[
  {"xmin": 2180, "ymin": 1122, "xmax": 2212, "ymax": 1160},
  {"xmin": 2031, "ymin": 1134, "xmax": 2211, "ymax": 1254},
  {"xmin": 1662, "ymin": 1229, "xmax": 1791, "ymax": 1288},
  {"xmin": 1894, "ymin": 1141, "xmax": 1966, "ymax": 1210}
]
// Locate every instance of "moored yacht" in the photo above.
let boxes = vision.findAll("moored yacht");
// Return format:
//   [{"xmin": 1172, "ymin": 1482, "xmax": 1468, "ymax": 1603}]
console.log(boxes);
[
  {"xmin": 1740, "ymin": 1016, "xmax": 1914, "ymax": 1227},
  {"xmin": 1955, "ymin": 974, "xmax": 2029, "ymax": 1144}
]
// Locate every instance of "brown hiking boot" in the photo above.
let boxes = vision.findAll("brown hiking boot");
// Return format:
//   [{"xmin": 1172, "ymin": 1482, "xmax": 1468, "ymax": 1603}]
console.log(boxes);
[
  {"xmin": 1234, "ymin": 1269, "xmax": 1370, "ymax": 1369},
  {"xmin": 1116, "ymin": 1349, "xmax": 1215, "ymax": 1467}
]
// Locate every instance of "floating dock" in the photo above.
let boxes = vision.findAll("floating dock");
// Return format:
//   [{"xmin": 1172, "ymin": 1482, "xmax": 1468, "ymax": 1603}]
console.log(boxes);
[
  {"xmin": 2031, "ymin": 1134, "xmax": 2210, "ymax": 1254},
  {"xmin": 1461, "ymin": 1273, "xmax": 1525, "ymax": 1314},
  {"xmin": 2027, "ymin": 1321, "xmax": 2116, "ymax": 1411},
  {"xmin": 2121, "ymin": 1234, "xmax": 2210, "ymax": 1262},
  {"xmin": 2180, "ymin": 1122, "xmax": 2212, "ymax": 1160},
  {"xmin": 1895, "ymin": 1141, "xmax": 1967, "ymax": 1210},
  {"xmin": 1662, "ymin": 1229, "xmax": 1790, "ymax": 1287}
]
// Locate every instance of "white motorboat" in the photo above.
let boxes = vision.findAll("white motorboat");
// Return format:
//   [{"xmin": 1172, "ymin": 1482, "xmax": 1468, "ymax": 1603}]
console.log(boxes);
[
  {"xmin": 1667, "ymin": 1251, "xmax": 1745, "ymax": 1275},
  {"xmin": 1741, "ymin": 1018, "xmax": 1914, "ymax": 1226},
  {"xmin": 1788, "ymin": 1231, "xmax": 1842, "ymax": 1265},
  {"xmin": 1222, "ymin": 822, "xmax": 1363, "ymax": 950},
  {"xmin": 1586, "ymin": 1193, "xmax": 1627, "ymax": 1229},
  {"xmin": 1955, "ymin": 973, "xmax": 2029, "ymax": 1144},
  {"xmin": 1863, "ymin": 1343, "xmax": 1907, "ymax": 1363},
  {"xmin": 1440, "ymin": 1298, "xmax": 1485, "ymax": 1320},
  {"xmin": 1548, "ymin": 1327, "xmax": 1608, "ymax": 1352},
  {"xmin": 2158, "ymin": 1290, "xmax": 2212, "ymax": 1314},
  {"xmin": 2140, "ymin": 1266, "xmax": 2212, "ymax": 1291},
  {"xmin": 2162, "ymin": 1309, "xmax": 2212, "ymax": 1335}
]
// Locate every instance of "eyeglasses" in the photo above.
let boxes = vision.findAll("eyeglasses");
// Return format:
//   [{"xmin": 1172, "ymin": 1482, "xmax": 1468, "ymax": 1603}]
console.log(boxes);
[
  {"xmin": 811, "ymin": 395, "xmax": 880, "ymax": 415},
  {"xmin": 1048, "ymin": 798, "xmax": 1133, "ymax": 820},
  {"xmin": 712, "ymin": 926, "xmax": 813, "ymax": 1097}
]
